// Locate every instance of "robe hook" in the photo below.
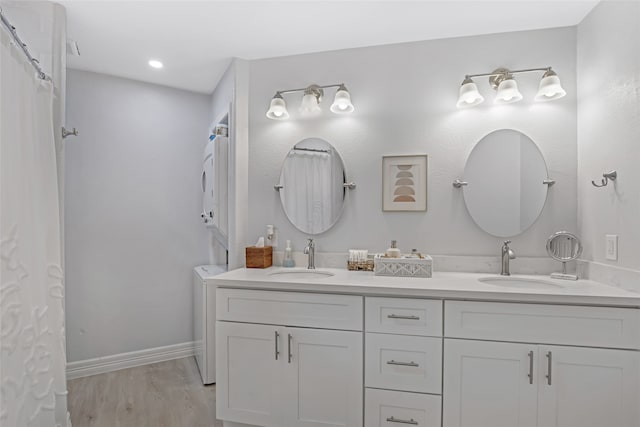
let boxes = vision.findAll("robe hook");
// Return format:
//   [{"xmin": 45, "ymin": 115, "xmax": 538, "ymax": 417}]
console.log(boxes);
[{"xmin": 591, "ymin": 170, "xmax": 617, "ymax": 188}]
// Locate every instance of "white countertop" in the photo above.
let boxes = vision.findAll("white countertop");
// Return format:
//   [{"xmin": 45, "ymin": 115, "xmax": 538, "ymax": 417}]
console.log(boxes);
[{"xmin": 212, "ymin": 267, "xmax": 640, "ymax": 307}]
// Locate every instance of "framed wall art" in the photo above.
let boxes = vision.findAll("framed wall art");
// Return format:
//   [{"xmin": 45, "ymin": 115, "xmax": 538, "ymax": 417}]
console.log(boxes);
[{"xmin": 382, "ymin": 154, "xmax": 428, "ymax": 211}]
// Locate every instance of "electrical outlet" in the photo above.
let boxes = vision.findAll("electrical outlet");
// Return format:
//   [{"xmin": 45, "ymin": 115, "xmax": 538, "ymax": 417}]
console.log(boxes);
[{"xmin": 605, "ymin": 235, "xmax": 618, "ymax": 261}]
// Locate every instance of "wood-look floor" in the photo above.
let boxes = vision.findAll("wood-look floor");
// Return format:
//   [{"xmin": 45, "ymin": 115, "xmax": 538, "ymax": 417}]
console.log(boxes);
[{"xmin": 68, "ymin": 357, "xmax": 222, "ymax": 427}]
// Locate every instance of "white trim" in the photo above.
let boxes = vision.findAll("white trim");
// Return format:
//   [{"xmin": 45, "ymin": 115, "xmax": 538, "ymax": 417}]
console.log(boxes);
[{"xmin": 66, "ymin": 341, "xmax": 197, "ymax": 380}]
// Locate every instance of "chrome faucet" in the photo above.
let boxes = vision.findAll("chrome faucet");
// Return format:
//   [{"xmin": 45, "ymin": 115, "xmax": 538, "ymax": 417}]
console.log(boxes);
[
  {"xmin": 501, "ymin": 240, "xmax": 516, "ymax": 276},
  {"xmin": 303, "ymin": 238, "xmax": 315, "ymax": 269}
]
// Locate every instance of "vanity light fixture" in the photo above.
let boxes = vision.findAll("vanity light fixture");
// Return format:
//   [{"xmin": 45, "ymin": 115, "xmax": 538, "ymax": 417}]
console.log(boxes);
[
  {"xmin": 456, "ymin": 67, "xmax": 566, "ymax": 108},
  {"xmin": 266, "ymin": 83, "xmax": 354, "ymax": 120}
]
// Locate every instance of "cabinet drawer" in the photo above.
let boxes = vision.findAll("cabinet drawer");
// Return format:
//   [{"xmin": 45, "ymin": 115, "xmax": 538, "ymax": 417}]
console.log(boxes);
[
  {"xmin": 365, "ymin": 388, "xmax": 441, "ymax": 427},
  {"xmin": 365, "ymin": 333, "xmax": 442, "ymax": 394},
  {"xmin": 366, "ymin": 297, "xmax": 442, "ymax": 337},
  {"xmin": 217, "ymin": 288, "xmax": 363, "ymax": 331},
  {"xmin": 445, "ymin": 301, "xmax": 640, "ymax": 349}
]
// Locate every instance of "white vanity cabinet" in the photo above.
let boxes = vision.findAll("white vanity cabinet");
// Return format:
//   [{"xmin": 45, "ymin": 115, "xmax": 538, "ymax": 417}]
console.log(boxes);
[
  {"xmin": 364, "ymin": 297, "xmax": 444, "ymax": 427},
  {"xmin": 443, "ymin": 301, "xmax": 640, "ymax": 427},
  {"xmin": 214, "ymin": 273, "xmax": 640, "ymax": 427},
  {"xmin": 216, "ymin": 289, "xmax": 364, "ymax": 427}
]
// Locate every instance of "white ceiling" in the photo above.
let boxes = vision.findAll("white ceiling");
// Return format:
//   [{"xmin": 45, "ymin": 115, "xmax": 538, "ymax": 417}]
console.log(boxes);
[{"xmin": 60, "ymin": 1, "xmax": 599, "ymax": 94}]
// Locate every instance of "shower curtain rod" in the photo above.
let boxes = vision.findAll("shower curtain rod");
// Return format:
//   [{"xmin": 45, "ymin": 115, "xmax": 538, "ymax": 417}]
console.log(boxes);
[{"xmin": 0, "ymin": 8, "xmax": 51, "ymax": 81}]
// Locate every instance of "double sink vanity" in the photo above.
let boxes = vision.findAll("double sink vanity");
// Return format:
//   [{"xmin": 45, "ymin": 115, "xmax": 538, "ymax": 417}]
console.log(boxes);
[
  {"xmin": 213, "ymin": 268, "xmax": 640, "ymax": 427},
  {"xmin": 213, "ymin": 128, "xmax": 639, "ymax": 427}
]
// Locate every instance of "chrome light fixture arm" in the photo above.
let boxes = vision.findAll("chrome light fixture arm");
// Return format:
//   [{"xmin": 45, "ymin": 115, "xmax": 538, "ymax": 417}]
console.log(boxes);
[{"xmin": 465, "ymin": 66, "xmax": 552, "ymax": 80}]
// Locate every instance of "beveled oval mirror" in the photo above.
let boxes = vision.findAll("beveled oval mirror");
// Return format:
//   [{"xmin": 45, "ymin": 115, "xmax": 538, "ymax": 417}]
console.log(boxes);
[
  {"xmin": 462, "ymin": 129, "xmax": 550, "ymax": 237},
  {"xmin": 278, "ymin": 138, "xmax": 347, "ymax": 235}
]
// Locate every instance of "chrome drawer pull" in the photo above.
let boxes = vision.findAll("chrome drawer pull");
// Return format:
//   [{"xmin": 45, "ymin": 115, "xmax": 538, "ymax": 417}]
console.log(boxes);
[
  {"xmin": 387, "ymin": 360, "xmax": 419, "ymax": 367},
  {"xmin": 387, "ymin": 314, "xmax": 420, "ymax": 320},
  {"xmin": 527, "ymin": 350, "xmax": 534, "ymax": 385},
  {"xmin": 546, "ymin": 351, "xmax": 553, "ymax": 385},
  {"xmin": 274, "ymin": 331, "xmax": 280, "ymax": 360},
  {"xmin": 287, "ymin": 333, "xmax": 293, "ymax": 364},
  {"xmin": 386, "ymin": 416, "xmax": 418, "ymax": 425}
]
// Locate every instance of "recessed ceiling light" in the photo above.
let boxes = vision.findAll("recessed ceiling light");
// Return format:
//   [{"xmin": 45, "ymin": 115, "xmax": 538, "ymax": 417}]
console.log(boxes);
[{"xmin": 148, "ymin": 60, "xmax": 163, "ymax": 69}]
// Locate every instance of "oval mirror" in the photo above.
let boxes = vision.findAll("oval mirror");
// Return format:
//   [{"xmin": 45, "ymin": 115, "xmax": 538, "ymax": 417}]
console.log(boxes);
[
  {"xmin": 546, "ymin": 231, "xmax": 583, "ymax": 262},
  {"xmin": 546, "ymin": 231, "xmax": 582, "ymax": 280},
  {"xmin": 278, "ymin": 138, "xmax": 347, "ymax": 235},
  {"xmin": 462, "ymin": 129, "xmax": 549, "ymax": 237}
]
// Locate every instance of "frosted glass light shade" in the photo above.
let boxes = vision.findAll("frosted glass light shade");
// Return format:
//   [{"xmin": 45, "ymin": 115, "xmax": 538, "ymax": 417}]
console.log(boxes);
[
  {"xmin": 300, "ymin": 93, "xmax": 321, "ymax": 114},
  {"xmin": 495, "ymin": 78, "xmax": 523, "ymax": 104},
  {"xmin": 330, "ymin": 86, "xmax": 355, "ymax": 114},
  {"xmin": 266, "ymin": 95, "xmax": 289, "ymax": 120},
  {"xmin": 456, "ymin": 78, "xmax": 484, "ymax": 108},
  {"xmin": 535, "ymin": 70, "xmax": 566, "ymax": 101}
]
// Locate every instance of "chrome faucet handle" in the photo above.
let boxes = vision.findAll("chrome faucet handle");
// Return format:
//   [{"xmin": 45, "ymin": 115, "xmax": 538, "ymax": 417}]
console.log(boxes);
[{"xmin": 503, "ymin": 240, "xmax": 511, "ymax": 246}]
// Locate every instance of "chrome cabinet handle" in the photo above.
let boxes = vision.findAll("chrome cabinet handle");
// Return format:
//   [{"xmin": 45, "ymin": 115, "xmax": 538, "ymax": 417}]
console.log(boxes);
[
  {"xmin": 387, "ymin": 360, "xmax": 419, "ymax": 367},
  {"xmin": 386, "ymin": 416, "xmax": 418, "ymax": 425},
  {"xmin": 546, "ymin": 351, "xmax": 553, "ymax": 385},
  {"xmin": 387, "ymin": 314, "xmax": 420, "ymax": 320},
  {"xmin": 274, "ymin": 331, "xmax": 280, "ymax": 360},
  {"xmin": 287, "ymin": 333, "xmax": 293, "ymax": 363},
  {"xmin": 528, "ymin": 350, "xmax": 534, "ymax": 385}
]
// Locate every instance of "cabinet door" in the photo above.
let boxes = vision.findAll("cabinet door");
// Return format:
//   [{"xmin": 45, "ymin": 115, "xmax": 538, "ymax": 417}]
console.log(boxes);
[
  {"xmin": 216, "ymin": 322, "xmax": 284, "ymax": 426},
  {"xmin": 283, "ymin": 327, "xmax": 363, "ymax": 427},
  {"xmin": 537, "ymin": 345, "xmax": 640, "ymax": 427},
  {"xmin": 443, "ymin": 339, "xmax": 538, "ymax": 427}
]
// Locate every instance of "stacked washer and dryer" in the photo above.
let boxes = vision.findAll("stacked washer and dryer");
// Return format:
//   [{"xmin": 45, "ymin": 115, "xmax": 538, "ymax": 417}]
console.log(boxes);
[{"xmin": 193, "ymin": 122, "xmax": 229, "ymax": 385}]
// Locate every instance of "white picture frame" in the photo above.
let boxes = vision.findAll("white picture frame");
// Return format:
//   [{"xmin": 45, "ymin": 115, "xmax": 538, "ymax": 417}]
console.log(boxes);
[{"xmin": 382, "ymin": 154, "xmax": 428, "ymax": 211}]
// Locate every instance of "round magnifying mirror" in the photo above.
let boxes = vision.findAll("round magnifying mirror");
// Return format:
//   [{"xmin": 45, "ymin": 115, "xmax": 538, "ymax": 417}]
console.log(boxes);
[
  {"xmin": 278, "ymin": 138, "xmax": 347, "ymax": 235},
  {"xmin": 546, "ymin": 231, "xmax": 583, "ymax": 280},
  {"xmin": 462, "ymin": 129, "xmax": 550, "ymax": 237}
]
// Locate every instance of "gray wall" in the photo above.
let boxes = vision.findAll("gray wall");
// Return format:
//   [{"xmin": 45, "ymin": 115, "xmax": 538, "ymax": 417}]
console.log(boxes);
[
  {"xmin": 248, "ymin": 27, "xmax": 578, "ymax": 257},
  {"xmin": 577, "ymin": 0, "xmax": 640, "ymax": 271},
  {"xmin": 65, "ymin": 70, "xmax": 210, "ymax": 362}
]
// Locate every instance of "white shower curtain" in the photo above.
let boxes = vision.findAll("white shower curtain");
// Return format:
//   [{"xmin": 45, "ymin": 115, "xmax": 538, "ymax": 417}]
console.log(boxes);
[{"xmin": 0, "ymin": 29, "xmax": 69, "ymax": 426}]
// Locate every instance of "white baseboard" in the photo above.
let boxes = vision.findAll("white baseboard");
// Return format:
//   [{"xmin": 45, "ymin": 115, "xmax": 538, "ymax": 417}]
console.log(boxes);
[{"xmin": 66, "ymin": 341, "xmax": 196, "ymax": 380}]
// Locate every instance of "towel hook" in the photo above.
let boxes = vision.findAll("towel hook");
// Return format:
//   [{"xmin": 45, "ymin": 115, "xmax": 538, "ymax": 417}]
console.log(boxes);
[
  {"xmin": 62, "ymin": 127, "xmax": 79, "ymax": 139},
  {"xmin": 591, "ymin": 170, "xmax": 617, "ymax": 188}
]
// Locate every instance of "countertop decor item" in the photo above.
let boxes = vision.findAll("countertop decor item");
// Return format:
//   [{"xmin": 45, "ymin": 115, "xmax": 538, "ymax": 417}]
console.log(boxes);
[
  {"xmin": 374, "ymin": 253, "xmax": 433, "ymax": 278},
  {"xmin": 382, "ymin": 155, "xmax": 428, "ymax": 211},
  {"xmin": 547, "ymin": 231, "xmax": 582, "ymax": 280},
  {"xmin": 347, "ymin": 249, "xmax": 374, "ymax": 271},
  {"xmin": 246, "ymin": 246, "xmax": 273, "ymax": 268}
]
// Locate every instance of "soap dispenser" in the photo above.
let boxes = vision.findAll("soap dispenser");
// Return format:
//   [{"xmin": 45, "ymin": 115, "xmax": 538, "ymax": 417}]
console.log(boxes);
[
  {"xmin": 385, "ymin": 240, "xmax": 401, "ymax": 258},
  {"xmin": 283, "ymin": 240, "xmax": 295, "ymax": 267}
]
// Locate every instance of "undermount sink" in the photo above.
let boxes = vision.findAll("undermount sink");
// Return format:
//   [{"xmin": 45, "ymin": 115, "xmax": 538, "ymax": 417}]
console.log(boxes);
[
  {"xmin": 268, "ymin": 269, "xmax": 335, "ymax": 280},
  {"xmin": 479, "ymin": 276, "xmax": 562, "ymax": 290}
]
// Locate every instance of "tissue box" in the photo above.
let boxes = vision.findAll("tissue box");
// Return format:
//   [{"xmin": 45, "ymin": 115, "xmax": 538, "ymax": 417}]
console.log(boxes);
[
  {"xmin": 246, "ymin": 246, "xmax": 273, "ymax": 268},
  {"xmin": 374, "ymin": 254, "xmax": 433, "ymax": 278}
]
